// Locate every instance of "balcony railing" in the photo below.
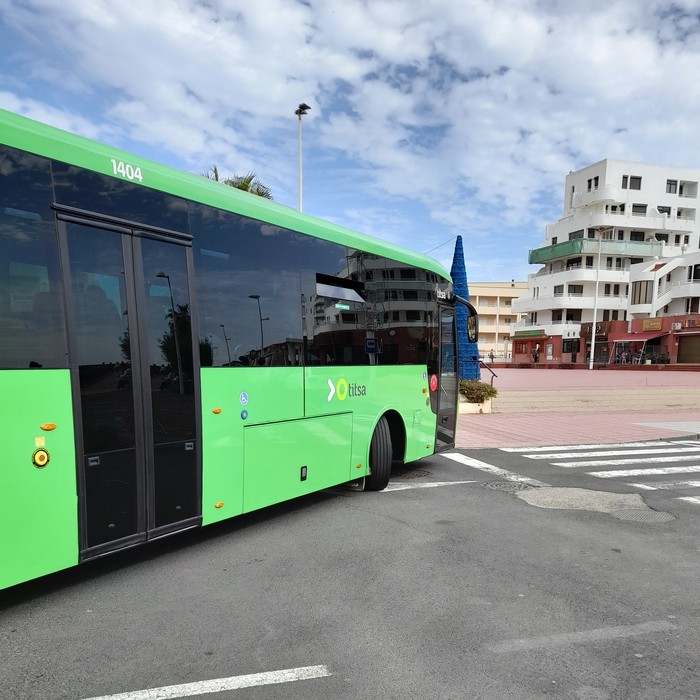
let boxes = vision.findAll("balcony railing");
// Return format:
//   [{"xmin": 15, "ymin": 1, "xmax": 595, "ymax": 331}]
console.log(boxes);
[{"xmin": 529, "ymin": 238, "xmax": 662, "ymax": 264}]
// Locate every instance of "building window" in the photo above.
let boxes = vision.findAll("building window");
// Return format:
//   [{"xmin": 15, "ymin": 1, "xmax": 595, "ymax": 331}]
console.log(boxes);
[
  {"xmin": 622, "ymin": 175, "xmax": 628, "ymax": 188},
  {"xmin": 568, "ymin": 284, "xmax": 583, "ymax": 295},
  {"xmin": 655, "ymin": 233, "xmax": 669, "ymax": 242},
  {"xmin": 666, "ymin": 179, "xmax": 678, "ymax": 194},
  {"xmin": 551, "ymin": 236, "xmax": 557, "ymax": 244},
  {"xmin": 570, "ymin": 230, "xmax": 584, "ymax": 240},
  {"xmin": 594, "ymin": 176, "xmax": 599, "ymax": 188},
  {"xmin": 629, "ymin": 176, "xmax": 642, "ymax": 190},
  {"xmin": 553, "ymin": 285, "xmax": 564, "ymax": 296},
  {"xmin": 630, "ymin": 231, "xmax": 644, "ymax": 242},
  {"xmin": 658, "ymin": 206, "xmax": 671, "ymax": 215},
  {"xmin": 617, "ymin": 230, "xmax": 624, "ymax": 240},
  {"xmin": 604, "ymin": 284, "xmax": 611, "ymax": 295},
  {"xmin": 684, "ymin": 235, "xmax": 690, "ymax": 244},
  {"xmin": 632, "ymin": 203, "xmax": 647, "ymax": 214},
  {"xmin": 631, "ymin": 280, "xmax": 653, "ymax": 305}
]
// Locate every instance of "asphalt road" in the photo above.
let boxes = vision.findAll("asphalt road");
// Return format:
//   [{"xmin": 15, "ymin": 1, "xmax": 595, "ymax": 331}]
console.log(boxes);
[{"xmin": 2, "ymin": 451, "xmax": 700, "ymax": 700}]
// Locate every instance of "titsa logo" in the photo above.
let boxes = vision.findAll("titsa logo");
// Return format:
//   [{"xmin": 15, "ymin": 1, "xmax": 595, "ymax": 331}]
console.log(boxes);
[{"xmin": 327, "ymin": 377, "xmax": 367, "ymax": 402}]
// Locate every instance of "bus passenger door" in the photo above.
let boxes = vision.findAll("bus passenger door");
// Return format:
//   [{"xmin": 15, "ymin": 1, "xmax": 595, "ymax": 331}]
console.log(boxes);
[
  {"xmin": 62, "ymin": 219, "xmax": 200, "ymax": 557},
  {"xmin": 435, "ymin": 306, "xmax": 457, "ymax": 450}
]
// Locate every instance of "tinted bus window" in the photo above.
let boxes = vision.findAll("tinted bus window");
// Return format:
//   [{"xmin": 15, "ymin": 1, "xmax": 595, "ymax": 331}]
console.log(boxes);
[
  {"xmin": 0, "ymin": 146, "xmax": 68, "ymax": 369},
  {"xmin": 191, "ymin": 204, "xmax": 316, "ymax": 367},
  {"xmin": 52, "ymin": 162, "xmax": 190, "ymax": 234}
]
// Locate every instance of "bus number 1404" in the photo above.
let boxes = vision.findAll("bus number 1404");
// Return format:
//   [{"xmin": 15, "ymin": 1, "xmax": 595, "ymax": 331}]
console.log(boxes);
[{"xmin": 110, "ymin": 158, "xmax": 144, "ymax": 183}]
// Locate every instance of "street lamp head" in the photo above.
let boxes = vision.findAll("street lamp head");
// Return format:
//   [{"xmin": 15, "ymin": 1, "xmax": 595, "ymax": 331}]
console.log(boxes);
[
  {"xmin": 248, "ymin": 294, "xmax": 260, "ymax": 300},
  {"xmin": 295, "ymin": 103, "xmax": 311, "ymax": 116},
  {"xmin": 156, "ymin": 271, "xmax": 168, "ymax": 279}
]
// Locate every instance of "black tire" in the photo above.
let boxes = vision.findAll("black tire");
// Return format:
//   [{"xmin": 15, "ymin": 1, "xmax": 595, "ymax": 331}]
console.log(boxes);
[{"xmin": 365, "ymin": 416, "xmax": 392, "ymax": 491}]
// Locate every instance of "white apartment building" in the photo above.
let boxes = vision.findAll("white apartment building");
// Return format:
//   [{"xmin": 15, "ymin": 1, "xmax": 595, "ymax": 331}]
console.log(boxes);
[
  {"xmin": 469, "ymin": 281, "xmax": 527, "ymax": 359},
  {"xmin": 512, "ymin": 159, "xmax": 700, "ymax": 362}
]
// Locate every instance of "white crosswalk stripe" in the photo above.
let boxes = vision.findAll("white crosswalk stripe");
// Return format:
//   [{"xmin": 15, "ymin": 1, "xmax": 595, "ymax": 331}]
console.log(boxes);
[{"xmin": 501, "ymin": 440, "xmax": 700, "ymax": 508}]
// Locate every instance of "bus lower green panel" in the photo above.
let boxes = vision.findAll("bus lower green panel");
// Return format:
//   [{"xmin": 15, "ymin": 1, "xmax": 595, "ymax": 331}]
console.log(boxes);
[
  {"xmin": 200, "ymin": 367, "xmax": 304, "ymax": 526},
  {"xmin": 0, "ymin": 370, "xmax": 77, "ymax": 589},
  {"xmin": 243, "ymin": 414, "xmax": 352, "ymax": 513},
  {"xmin": 304, "ymin": 365, "xmax": 437, "ymax": 471}
]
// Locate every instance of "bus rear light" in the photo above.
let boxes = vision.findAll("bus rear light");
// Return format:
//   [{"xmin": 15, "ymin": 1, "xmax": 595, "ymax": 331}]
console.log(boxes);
[
  {"xmin": 212, "ymin": 408, "xmax": 222, "ymax": 414},
  {"xmin": 40, "ymin": 423, "xmax": 57, "ymax": 431},
  {"xmin": 214, "ymin": 502, "xmax": 224, "ymax": 509}
]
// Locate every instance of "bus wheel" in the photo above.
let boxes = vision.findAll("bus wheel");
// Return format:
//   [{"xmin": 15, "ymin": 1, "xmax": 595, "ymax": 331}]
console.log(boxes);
[{"xmin": 365, "ymin": 416, "xmax": 392, "ymax": 491}]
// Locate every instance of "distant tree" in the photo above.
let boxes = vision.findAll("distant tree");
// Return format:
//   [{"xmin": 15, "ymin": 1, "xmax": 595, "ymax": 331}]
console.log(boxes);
[{"xmin": 201, "ymin": 165, "xmax": 273, "ymax": 199}]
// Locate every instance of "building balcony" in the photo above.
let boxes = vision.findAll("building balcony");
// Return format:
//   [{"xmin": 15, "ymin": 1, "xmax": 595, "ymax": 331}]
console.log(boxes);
[
  {"xmin": 529, "ymin": 238, "xmax": 662, "ymax": 264},
  {"xmin": 541, "ymin": 265, "xmax": 630, "ymax": 285},
  {"xmin": 545, "ymin": 209, "xmax": 694, "ymax": 241},
  {"xmin": 657, "ymin": 280, "xmax": 700, "ymax": 304},
  {"xmin": 514, "ymin": 292, "xmax": 628, "ymax": 314},
  {"xmin": 572, "ymin": 185, "xmax": 623, "ymax": 208}
]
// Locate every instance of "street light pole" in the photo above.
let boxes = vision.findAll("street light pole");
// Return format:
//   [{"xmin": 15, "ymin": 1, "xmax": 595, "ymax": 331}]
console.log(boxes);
[
  {"xmin": 295, "ymin": 103, "xmax": 310, "ymax": 212},
  {"xmin": 156, "ymin": 271, "xmax": 184, "ymax": 394},
  {"xmin": 220, "ymin": 324, "xmax": 232, "ymax": 365},
  {"xmin": 249, "ymin": 294, "xmax": 265, "ymax": 355}
]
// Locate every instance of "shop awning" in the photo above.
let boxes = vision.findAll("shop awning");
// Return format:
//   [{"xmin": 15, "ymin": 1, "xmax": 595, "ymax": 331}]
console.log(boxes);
[{"xmin": 608, "ymin": 331, "xmax": 668, "ymax": 343}]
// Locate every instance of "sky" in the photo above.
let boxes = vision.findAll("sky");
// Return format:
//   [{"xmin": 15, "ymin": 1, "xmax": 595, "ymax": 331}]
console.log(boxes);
[{"xmin": 3, "ymin": 1, "xmax": 700, "ymax": 282}]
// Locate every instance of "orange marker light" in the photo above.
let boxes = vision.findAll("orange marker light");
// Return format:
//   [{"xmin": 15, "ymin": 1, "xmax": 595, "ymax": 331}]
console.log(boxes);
[
  {"xmin": 212, "ymin": 408, "xmax": 222, "ymax": 414},
  {"xmin": 40, "ymin": 423, "xmax": 57, "ymax": 431},
  {"xmin": 356, "ymin": 463, "xmax": 363, "ymax": 469},
  {"xmin": 214, "ymin": 502, "xmax": 224, "ymax": 509},
  {"xmin": 422, "ymin": 388, "xmax": 427, "ymax": 393}
]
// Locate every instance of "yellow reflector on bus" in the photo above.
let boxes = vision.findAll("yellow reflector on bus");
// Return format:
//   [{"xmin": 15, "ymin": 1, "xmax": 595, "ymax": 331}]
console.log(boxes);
[
  {"xmin": 212, "ymin": 408, "xmax": 222, "ymax": 414},
  {"xmin": 40, "ymin": 423, "xmax": 57, "ymax": 431},
  {"xmin": 32, "ymin": 449, "xmax": 50, "ymax": 468},
  {"xmin": 214, "ymin": 502, "xmax": 224, "ymax": 508}
]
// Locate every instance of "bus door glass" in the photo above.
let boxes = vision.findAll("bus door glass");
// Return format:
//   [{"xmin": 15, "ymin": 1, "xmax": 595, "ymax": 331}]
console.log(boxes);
[
  {"xmin": 63, "ymin": 220, "xmax": 198, "ymax": 555},
  {"xmin": 435, "ymin": 306, "xmax": 457, "ymax": 450}
]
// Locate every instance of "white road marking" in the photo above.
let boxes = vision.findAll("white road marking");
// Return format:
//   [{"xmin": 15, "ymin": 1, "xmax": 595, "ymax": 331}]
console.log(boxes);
[
  {"xmin": 678, "ymin": 496, "xmax": 700, "ymax": 506},
  {"xmin": 523, "ymin": 447, "xmax": 700, "ymax": 460},
  {"xmin": 589, "ymin": 466, "xmax": 700, "ymax": 478},
  {"xmin": 627, "ymin": 480, "xmax": 700, "ymax": 491},
  {"xmin": 79, "ymin": 665, "xmax": 331, "ymax": 700},
  {"xmin": 384, "ymin": 480, "xmax": 476, "ymax": 492},
  {"xmin": 501, "ymin": 441, "xmax": 679, "ymax": 453},
  {"xmin": 441, "ymin": 453, "xmax": 549, "ymax": 486},
  {"xmin": 554, "ymin": 455, "xmax": 700, "ymax": 468},
  {"xmin": 487, "ymin": 620, "xmax": 676, "ymax": 653}
]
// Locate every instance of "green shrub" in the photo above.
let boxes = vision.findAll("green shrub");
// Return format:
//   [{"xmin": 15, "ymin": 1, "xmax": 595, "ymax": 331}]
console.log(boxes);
[{"xmin": 459, "ymin": 380, "xmax": 498, "ymax": 403}]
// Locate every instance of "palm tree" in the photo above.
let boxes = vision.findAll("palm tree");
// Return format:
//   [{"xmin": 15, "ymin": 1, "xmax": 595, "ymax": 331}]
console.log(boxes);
[{"xmin": 201, "ymin": 165, "xmax": 273, "ymax": 199}]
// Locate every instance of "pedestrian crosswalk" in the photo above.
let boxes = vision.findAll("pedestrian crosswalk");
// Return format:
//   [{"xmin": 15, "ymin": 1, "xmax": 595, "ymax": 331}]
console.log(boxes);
[{"xmin": 501, "ymin": 439, "xmax": 700, "ymax": 508}]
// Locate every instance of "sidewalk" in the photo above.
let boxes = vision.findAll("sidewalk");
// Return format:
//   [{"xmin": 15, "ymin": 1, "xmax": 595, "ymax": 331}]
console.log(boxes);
[{"xmin": 455, "ymin": 368, "xmax": 700, "ymax": 449}]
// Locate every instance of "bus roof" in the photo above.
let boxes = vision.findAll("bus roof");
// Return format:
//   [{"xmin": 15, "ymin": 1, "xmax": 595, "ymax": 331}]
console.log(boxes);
[{"xmin": 0, "ymin": 109, "xmax": 450, "ymax": 280}]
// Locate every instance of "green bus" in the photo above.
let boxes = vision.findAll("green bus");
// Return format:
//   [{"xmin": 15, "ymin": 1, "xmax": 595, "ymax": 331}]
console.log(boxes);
[{"xmin": 0, "ymin": 109, "xmax": 478, "ymax": 590}]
